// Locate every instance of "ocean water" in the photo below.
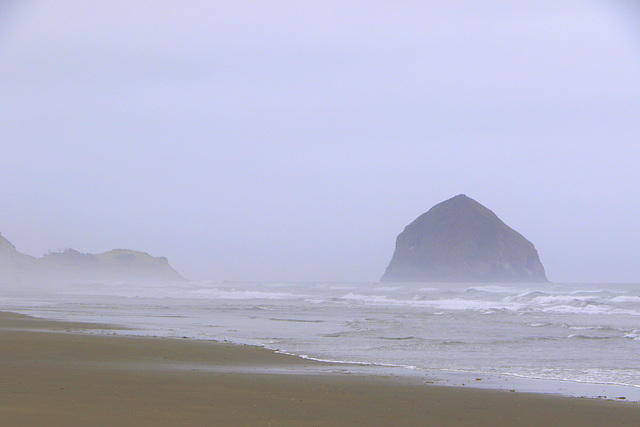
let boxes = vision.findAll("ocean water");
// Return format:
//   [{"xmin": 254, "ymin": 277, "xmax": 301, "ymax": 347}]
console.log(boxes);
[{"xmin": 2, "ymin": 280, "xmax": 640, "ymax": 400}]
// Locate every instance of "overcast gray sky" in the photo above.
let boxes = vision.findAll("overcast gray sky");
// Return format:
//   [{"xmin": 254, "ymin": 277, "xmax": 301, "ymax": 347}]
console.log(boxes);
[{"xmin": 1, "ymin": 1, "xmax": 639, "ymax": 283}]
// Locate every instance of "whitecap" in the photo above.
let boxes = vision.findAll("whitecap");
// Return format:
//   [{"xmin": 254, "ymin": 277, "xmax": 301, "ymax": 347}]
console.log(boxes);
[
  {"xmin": 468, "ymin": 285, "xmax": 521, "ymax": 293},
  {"xmin": 611, "ymin": 296, "xmax": 640, "ymax": 303},
  {"xmin": 624, "ymin": 330, "xmax": 640, "ymax": 340}
]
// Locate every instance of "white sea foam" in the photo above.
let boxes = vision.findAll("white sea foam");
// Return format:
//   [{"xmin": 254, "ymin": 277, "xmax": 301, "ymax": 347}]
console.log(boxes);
[
  {"xmin": 338, "ymin": 293, "xmax": 525, "ymax": 312},
  {"xmin": 625, "ymin": 330, "xmax": 640, "ymax": 340},
  {"xmin": 610, "ymin": 296, "xmax": 640, "ymax": 303},
  {"xmin": 189, "ymin": 288, "xmax": 302, "ymax": 300},
  {"xmin": 567, "ymin": 325, "xmax": 615, "ymax": 331},
  {"xmin": 467, "ymin": 285, "xmax": 522, "ymax": 293},
  {"xmin": 3, "ymin": 280, "xmax": 640, "ymax": 400},
  {"xmin": 528, "ymin": 294, "xmax": 600, "ymax": 305},
  {"xmin": 544, "ymin": 304, "xmax": 639, "ymax": 315},
  {"xmin": 418, "ymin": 287, "xmax": 439, "ymax": 292},
  {"xmin": 374, "ymin": 286, "xmax": 403, "ymax": 292}
]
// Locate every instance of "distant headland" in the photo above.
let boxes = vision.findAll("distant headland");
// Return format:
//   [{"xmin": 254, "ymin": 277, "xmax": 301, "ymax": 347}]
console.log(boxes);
[
  {"xmin": 0, "ymin": 233, "xmax": 184, "ymax": 283},
  {"xmin": 381, "ymin": 195, "xmax": 548, "ymax": 283}
]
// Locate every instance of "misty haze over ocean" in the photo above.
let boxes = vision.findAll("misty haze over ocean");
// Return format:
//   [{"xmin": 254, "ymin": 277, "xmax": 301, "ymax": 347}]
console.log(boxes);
[
  {"xmin": 1, "ymin": 1, "xmax": 639, "ymax": 283},
  {"xmin": 1, "ymin": 1, "xmax": 640, "ymax": 403}
]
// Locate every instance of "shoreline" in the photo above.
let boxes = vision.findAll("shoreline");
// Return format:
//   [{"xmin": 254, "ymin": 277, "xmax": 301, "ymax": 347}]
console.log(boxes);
[
  {"xmin": 270, "ymin": 346, "xmax": 640, "ymax": 402},
  {"xmin": 1, "ymin": 311, "xmax": 639, "ymax": 425},
  {"xmin": 6, "ymin": 280, "xmax": 640, "ymax": 402},
  {"xmin": 7, "ymin": 308, "xmax": 640, "ymax": 402}
]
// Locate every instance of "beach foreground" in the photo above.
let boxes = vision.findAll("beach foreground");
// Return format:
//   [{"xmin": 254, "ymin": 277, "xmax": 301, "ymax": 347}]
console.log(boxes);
[{"xmin": 0, "ymin": 312, "xmax": 638, "ymax": 426}]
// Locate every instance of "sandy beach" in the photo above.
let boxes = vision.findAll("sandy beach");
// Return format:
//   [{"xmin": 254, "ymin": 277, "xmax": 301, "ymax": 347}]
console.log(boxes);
[{"xmin": 0, "ymin": 311, "xmax": 638, "ymax": 426}]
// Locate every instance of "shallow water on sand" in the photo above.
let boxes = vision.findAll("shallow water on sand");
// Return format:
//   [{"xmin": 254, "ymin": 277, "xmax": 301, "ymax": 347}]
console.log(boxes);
[{"xmin": 3, "ymin": 280, "xmax": 640, "ymax": 400}]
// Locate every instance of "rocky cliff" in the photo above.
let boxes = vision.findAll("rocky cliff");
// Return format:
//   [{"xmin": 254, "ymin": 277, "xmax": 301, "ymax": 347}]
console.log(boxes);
[
  {"xmin": 0, "ymin": 234, "xmax": 184, "ymax": 283},
  {"xmin": 381, "ymin": 195, "xmax": 548, "ymax": 283},
  {"xmin": 0, "ymin": 234, "xmax": 40, "ymax": 282}
]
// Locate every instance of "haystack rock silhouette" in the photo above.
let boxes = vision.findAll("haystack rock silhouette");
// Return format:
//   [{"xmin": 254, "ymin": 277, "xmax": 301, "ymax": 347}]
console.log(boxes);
[{"xmin": 381, "ymin": 195, "xmax": 548, "ymax": 283}]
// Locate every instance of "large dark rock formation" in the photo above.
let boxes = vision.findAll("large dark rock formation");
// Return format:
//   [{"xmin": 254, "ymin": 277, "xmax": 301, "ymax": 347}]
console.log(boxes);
[
  {"xmin": 0, "ymin": 233, "xmax": 184, "ymax": 284},
  {"xmin": 381, "ymin": 195, "xmax": 548, "ymax": 283}
]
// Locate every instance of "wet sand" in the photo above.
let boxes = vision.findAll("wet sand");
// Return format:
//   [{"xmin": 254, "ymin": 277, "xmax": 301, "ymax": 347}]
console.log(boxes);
[{"xmin": 0, "ymin": 311, "xmax": 638, "ymax": 426}]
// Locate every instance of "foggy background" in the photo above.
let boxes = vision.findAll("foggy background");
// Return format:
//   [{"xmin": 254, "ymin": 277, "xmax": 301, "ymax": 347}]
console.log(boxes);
[{"xmin": 1, "ymin": 1, "xmax": 639, "ymax": 283}]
